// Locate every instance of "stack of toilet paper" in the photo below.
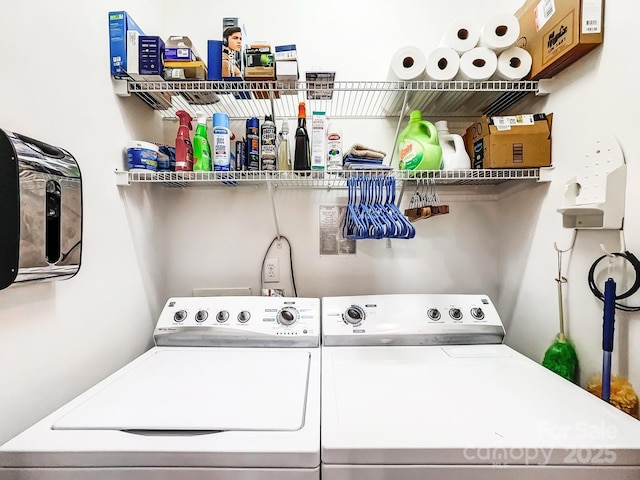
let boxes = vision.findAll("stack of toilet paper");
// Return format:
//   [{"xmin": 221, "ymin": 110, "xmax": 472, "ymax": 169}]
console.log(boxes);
[{"xmin": 419, "ymin": 15, "xmax": 532, "ymax": 82}]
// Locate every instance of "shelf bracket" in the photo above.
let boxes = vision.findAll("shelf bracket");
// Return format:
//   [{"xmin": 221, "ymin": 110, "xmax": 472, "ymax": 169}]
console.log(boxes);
[
  {"xmin": 267, "ymin": 180, "xmax": 282, "ymax": 240},
  {"xmin": 114, "ymin": 169, "xmax": 131, "ymax": 186},
  {"xmin": 112, "ymin": 79, "xmax": 130, "ymax": 97}
]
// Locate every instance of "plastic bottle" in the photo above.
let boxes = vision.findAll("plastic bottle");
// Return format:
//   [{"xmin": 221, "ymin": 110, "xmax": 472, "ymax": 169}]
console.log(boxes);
[
  {"xmin": 260, "ymin": 115, "xmax": 277, "ymax": 171},
  {"xmin": 246, "ymin": 117, "xmax": 260, "ymax": 171},
  {"xmin": 435, "ymin": 120, "xmax": 471, "ymax": 170},
  {"xmin": 326, "ymin": 121, "xmax": 343, "ymax": 172},
  {"xmin": 192, "ymin": 111, "xmax": 212, "ymax": 171},
  {"xmin": 213, "ymin": 112, "xmax": 231, "ymax": 171},
  {"xmin": 278, "ymin": 119, "xmax": 291, "ymax": 171},
  {"xmin": 175, "ymin": 110, "xmax": 194, "ymax": 171},
  {"xmin": 293, "ymin": 102, "xmax": 311, "ymax": 171},
  {"xmin": 397, "ymin": 110, "xmax": 442, "ymax": 171}
]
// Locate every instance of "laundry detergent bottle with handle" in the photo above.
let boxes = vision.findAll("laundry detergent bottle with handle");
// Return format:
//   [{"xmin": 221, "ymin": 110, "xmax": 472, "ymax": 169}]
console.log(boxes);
[
  {"xmin": 435, "ymin": 120, "xmax": 470, "ymax": 170},
  {"xmin": 175, "ymin": 110, "xmax": 194, "ymax": 171},
  {"xmin": 397, "ymin": 110, "xmax": 442, "ymax": 171}
]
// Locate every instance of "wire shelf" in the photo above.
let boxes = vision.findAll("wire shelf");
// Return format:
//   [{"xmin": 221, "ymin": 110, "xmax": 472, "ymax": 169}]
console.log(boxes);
[
  {"xmin": 116, "ymin": 168, "xmax": 542, "ymax": 188},
  {"xmin": 126, "ymin": 80, "xmax": 540, "ymax": 120}
]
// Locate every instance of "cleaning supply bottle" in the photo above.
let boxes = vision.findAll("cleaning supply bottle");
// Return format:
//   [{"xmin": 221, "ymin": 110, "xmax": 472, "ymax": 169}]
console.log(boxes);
[
  {"xmin": 260, "ymin": 115, "xmax": 277, "ymax": 171},
  {"xmin": 246, "ymin": 117, "xmax": 260, "ymax": 171},
  {"xmin": 192, "ymin": 111, "xmax": 212, "ymax": 171},
  {"xmin": 278, "ymin": 119, "xmax": 291, "ymax": 171},
  {"xmin": 213, "ymin": 112, "xmax": 231, "ymax": 171},
  {"xmin": 435, "ymin": 120, "xmax": 470, "ymax": 170},
  {"xmin": 397, "ymin": 110, "xmax": 442, "ymax": 171},
  {"xmin": 293, "ymin": 102, "xmax": 311, "ymax": 171},
  {"xmin": 326, "ymin": 121, "xmax": 343, "ymax": 172},
  {"xmin": 175, "ymin": 110, "xmax": 194, "ymax": 171}
]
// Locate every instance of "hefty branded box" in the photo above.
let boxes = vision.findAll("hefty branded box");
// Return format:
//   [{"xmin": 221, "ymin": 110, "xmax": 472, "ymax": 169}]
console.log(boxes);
[
  {"xmin": 109, "ymin": 11, "xmax": 144, "ymax": 78},
  {"xmin": 464, "ymin": 113, "xmax": 552, "ymax": 169},
  {"xmin": 515, "ymin": 0, "xmax": 604, "ymax": 79}
]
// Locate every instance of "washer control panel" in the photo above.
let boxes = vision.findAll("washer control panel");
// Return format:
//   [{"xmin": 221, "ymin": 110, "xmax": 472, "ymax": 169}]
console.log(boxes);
[
  {"xmin": 322, "ymin": 294, "xmax": 505, "ymax": 346},
  {"xmin": 154, "ymin": 296, "xmax": 320, "ymax": 347}
]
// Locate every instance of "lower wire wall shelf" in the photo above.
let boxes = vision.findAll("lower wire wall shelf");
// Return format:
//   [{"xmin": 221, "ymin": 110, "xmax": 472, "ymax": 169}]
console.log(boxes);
[{"xmin": 115, "ymin": 168, "xmax": 545, "ymax": 189}]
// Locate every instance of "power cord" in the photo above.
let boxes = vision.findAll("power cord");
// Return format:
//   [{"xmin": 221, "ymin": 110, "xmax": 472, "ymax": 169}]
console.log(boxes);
[
  {"xmin": 260, "ymin": 235, "xmax": 298, "ymax": 297},
  {"xmin": 587, "ymin": 251, "xmax": 640, "ymax": 312}
]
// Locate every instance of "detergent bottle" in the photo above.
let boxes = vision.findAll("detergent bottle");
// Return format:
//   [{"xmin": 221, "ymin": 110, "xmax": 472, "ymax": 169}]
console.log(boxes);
[
  {"xmin": 175, "ymin": 110, "xmax": 194, "ymax": 171},
  {"xmin": 397, "ymin": 110, "xmax": 442, "ymax": 171},
  {"xmin": 435, "ymin": 120, "xmax": 471, "ymax": 170},
  {"xmin": 192, "ymin": 111, "xmax": 212, "ymax": 171}
]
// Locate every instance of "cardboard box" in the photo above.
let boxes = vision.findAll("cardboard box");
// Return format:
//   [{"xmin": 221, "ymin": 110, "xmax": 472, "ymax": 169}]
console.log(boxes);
[
  {"xmin": 244, "ymin": 66, "xmax": 275, "ymax": 79},
  {"xmin": 109, "ymin": 11, "xmax": 144, "ymax": 78},
  {"xmin": 463, "ymin": 113, "xmax": 552, "ymax": 169},
  {"xmin": 139, "ymin": 36, "xmax": 164, "ymax": 76},
  {"xmin": 164, "ymin": 36, "xmax": 200, "ymax": 61},
  {"xmin": 164, "ymin": 60, "xmax": 207, "ymax": 80},
  {"xmin": 222, "ymin": 18, "xmax": 247, "ymax": 80},
  {"xmin": 275, "ymin": 44, "xmax": 297, "ymax": 61},
  {"xmin": 515, "ymin": 0, "xmax": 604, "ymax": 79}
]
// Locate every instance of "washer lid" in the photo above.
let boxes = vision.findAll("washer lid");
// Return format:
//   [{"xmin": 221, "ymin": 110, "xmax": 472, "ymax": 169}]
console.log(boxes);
[{"xmin": 53, "ymin": 349, "xmax": 310, "ymax": 432}]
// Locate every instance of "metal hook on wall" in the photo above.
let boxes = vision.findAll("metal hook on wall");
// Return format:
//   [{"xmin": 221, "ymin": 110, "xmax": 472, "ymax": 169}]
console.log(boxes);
[{"xmin": 553, "ymin": 229, "xmax": 577, "ymax": 254}]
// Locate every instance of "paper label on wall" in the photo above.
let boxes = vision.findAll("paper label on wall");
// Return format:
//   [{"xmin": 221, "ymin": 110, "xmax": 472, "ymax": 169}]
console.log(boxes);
[
  {"xmin": 319, "ymin": 205, "xmax": 356, "ymax": 256},
  {"xmin": 534, "ymin": 0, "xmax": 556, "ymax": 31},
  {"xmin": 492, "ymin": 114, "xmax": 535, "ymax": 131},
  {"xmin": 581, "ymin": 0, "xmax": 602, "ymax": 34}
]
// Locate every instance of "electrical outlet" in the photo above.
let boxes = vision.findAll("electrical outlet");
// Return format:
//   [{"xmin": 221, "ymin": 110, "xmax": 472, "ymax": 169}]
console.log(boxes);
[{"xmin": 264, "ymin": 258, "xmax": 280, "ymax": 283}]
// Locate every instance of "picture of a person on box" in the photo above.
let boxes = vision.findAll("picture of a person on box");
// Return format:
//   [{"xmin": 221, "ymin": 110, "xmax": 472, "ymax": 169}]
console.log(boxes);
[{"xmin": 222, "ymin": 26, "xmax": 242, "ymax": 78}]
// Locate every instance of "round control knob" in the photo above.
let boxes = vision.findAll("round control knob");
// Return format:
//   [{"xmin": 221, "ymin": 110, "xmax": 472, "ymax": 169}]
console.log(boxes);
[
  {"xmin": 449, "ymin": 308, "xmax": 463, "ymax": 320},
  {"xmin": 216, "ymin": 310, "xmax": 229, "ymax": 323},
  {"xmin": 195, "ymin": 310, "xmax": 208, "ymax": 323},
  {"xmin": 344, "ymin": 305, "xmax": 365, "ymax": 325},
  {"xmin": 427, "ymin": 308, "xmax": 441, "ymax": 321},
  {"xmin": 471, "ymin": 307, "xmax": 485, "ymax": 320},
  {"xmin": 174, "ymin": 310, "xmax": 187, "ymax": 323},
  {"xmin": 238, "ymin": 310, "xmax": 251, "ymax": 323},
  {"xmin": 278, "ymin": 307, "xmax": 298, "ymax": 326}
]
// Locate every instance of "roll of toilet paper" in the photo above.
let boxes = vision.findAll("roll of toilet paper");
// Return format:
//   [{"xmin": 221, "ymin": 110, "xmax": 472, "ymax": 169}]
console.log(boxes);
[
  {"xmin": 387, "ymin": 45, "xmax": 427, "ymax": 82},
  {"xmin": 457, "ymin": 47, "xmax": 498, "ymax": 81},
  {"xmin": 479, "ymin": 14, "xmax": 520, "ymax": 53},
  {"xmin": 495, "ymin": 46, "xmax": 532, "ymax": 80},
  {"xmin": 425, "ymin": 47, "xmax": 460, "ymax": 81},
  {"xmin": 439, "ymin": 17, "xmax": 480, "ymax": 54}
]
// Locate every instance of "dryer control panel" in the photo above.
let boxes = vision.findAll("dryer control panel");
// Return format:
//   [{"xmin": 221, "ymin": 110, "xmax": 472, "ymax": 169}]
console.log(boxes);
[
  {"xmin": 322, "ymin": 294, "xmax": 505, "ymax": 346},
  {"xmin": 154, "ymin": 296, "xmax": 320, "ymax": 347}
]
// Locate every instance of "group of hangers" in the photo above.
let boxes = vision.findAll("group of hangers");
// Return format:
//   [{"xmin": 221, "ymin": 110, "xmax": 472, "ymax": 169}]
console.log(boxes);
[
  {"xmin": 343, "ymin": 175, "xmax": 416, "ymax": 240},
  {"xmin": 404, "ymin": 178, "xmax": 450, "ymax": 223}
]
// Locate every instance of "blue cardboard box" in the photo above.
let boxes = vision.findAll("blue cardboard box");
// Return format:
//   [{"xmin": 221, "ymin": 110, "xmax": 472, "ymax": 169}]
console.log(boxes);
[
  {"xmin": 109, "ymin": 11, "xmax": 144, "ymax": 78},
  {"xmin": 139, "ymin": 36, "xmax": 164, "ymax": 76}
]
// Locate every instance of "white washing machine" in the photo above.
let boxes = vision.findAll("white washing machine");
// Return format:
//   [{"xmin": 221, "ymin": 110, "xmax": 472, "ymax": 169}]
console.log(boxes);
[
  {"xmin": 0, "ymin": 296, "xmax": 321, "ymax": 480},
  {"xmin": 321, "ymin": 294, "xmax": 640, "ymax": 480}
]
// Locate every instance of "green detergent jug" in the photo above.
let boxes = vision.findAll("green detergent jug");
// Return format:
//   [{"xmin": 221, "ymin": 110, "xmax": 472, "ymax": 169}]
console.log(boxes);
[{"xmin": 397, "ymin": 110, "xmax": 442, "ymax": 171}]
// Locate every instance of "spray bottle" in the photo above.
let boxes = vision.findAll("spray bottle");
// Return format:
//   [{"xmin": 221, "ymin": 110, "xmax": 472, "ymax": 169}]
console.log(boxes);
[
  {"xmin": 193, "ymin": 111, "xmax": 212, "ymax": 171},
  {"xmin": 213, "ymin": 113, "xmax": 231, "ymax": 171},
  {"xmin": 246, "ymin": 117, "xmax": 260, "ymax": 171},
  {"xmin": 175, "ymin": 110, "xmax": 194, "ymax": 171}
]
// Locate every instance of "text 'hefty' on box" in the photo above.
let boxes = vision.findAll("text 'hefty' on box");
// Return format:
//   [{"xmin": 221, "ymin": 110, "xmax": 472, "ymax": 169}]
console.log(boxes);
[{"xmin": 463, "ymin": 113, "xmax": 553, "ymax": 169}]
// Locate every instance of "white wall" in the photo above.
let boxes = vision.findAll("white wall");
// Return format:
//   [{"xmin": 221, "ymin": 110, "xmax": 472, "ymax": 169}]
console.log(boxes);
[{"xmin": 1, "ymin": 0, "xmax": 638, "ymax": 446}]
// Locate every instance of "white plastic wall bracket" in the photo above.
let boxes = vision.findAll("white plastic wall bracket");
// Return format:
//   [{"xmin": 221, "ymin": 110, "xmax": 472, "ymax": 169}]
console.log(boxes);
[{"xmin": 557, "ymin": 134, "xmax": 626, "ymax": 229}]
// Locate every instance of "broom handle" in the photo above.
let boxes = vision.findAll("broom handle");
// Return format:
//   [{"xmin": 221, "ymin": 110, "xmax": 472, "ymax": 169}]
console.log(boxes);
[{"xmin": 556, "ymin": 250, "xmax": 567, "ymax": 338}]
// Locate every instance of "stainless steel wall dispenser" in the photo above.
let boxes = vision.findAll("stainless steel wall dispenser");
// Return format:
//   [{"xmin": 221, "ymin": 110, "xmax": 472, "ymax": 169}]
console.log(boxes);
[{"xmin": 0, "ymin": 129, "xmax": 82, "ymax": 290}]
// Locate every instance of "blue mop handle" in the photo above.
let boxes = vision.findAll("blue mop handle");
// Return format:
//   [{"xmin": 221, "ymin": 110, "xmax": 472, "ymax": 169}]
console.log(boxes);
[{"xmin": 602, "ymin": 277, "xmax": 616, "ymax": 403}]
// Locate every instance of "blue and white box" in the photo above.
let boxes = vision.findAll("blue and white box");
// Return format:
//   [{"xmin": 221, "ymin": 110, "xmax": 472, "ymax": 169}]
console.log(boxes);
[
  {"xmin": 109, "ymin": 11, "xmax": 144, "ymax": 78},
  {"xmin": 139, "ymin": 36, "xmax": 165, "ymax": 76}
]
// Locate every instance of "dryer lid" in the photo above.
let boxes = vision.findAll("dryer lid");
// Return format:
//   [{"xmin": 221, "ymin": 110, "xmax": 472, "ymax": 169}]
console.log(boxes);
[{"xmin": 53, "ymin": 348, "xmax": 311, "ymax": 432}]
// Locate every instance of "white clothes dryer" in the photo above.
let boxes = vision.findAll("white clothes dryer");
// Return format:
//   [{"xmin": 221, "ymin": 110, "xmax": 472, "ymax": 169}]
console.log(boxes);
[
  {"xmin": 0, "ymin": 296, "xmax": 321, "ymax": 480},
  {"xmin": 321, "ymin": 294, "xmax": 640, "ymax": 480}
]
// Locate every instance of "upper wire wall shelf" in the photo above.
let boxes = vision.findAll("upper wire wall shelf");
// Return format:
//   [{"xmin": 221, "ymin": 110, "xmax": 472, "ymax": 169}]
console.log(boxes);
[
  {"xmin": 121, "ymin": 79, "xmax": 541, "ymax": 120},
  {"xmin": 115, "ymin": 168, "xmax": 543, "ymax": 189}
]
